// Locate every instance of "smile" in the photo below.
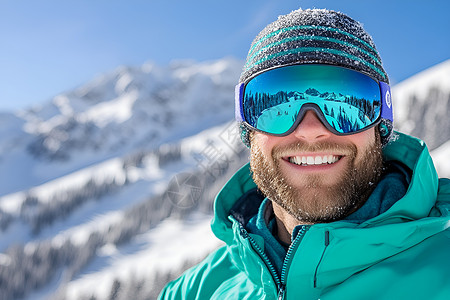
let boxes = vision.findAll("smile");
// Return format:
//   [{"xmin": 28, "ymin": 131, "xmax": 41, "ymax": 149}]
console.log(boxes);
[{"xmin": 288, "ymin": 155, "xmax": 341, "ymax": 166}]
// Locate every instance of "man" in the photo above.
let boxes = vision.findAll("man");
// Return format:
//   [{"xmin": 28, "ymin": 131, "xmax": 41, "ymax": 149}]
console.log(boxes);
[{"xmin": 159, "ymin": 9, "xmax": 450, "ymax": 299}]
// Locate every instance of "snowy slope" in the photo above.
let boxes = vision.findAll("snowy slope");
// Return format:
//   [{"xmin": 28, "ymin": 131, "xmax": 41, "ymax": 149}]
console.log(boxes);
[
  {"xmin": 60, "ymin": 213, "xmax": 222, "ymax": 300},
  {"xmin": 391, "ymin": 59, "xmax": 450, "ymax": 178},
  {"xmin": 0, "ymin": 58, "xmax": 448, "ymax": 300},
  {"xmin": 392, "ymin": 59, "xmax": 450, "ymax": 150},
  {"xmin": 431, "ymin": 140, "xmax": 450, "ymax": 178},
  {"xmin": 0, "ymin": 119, "xmax": 248, "ymax": 300}
]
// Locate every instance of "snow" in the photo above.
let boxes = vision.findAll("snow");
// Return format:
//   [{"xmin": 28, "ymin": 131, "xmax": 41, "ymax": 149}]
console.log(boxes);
[
  {"xmin": 392, "ymin": 59, "xmax": 450, "ymax": 124},
  {"xmin": 0, "ymin": 57, "xmax": 243, "ymax": 197},
  {"xmin": 431, "ymin": 140, "xmax": 450, "ymax": 178},
  {"xmin": 0, "ymin": 157, "xmax": 126, "ymax": 215},
  {"xmin": 0, "ymin": 253, "xmax": 12, "ymax": 266},
  {"xmin": 62, "ymin": 213, "xmax": 222, "ymax": 300},
  {"xmin": 0, "ymin": 192, "xmax": 24, "ymax": 214},
  {"xmin": 80, "ymin": 91, "xmax": 138, "ymax": 127},
  {"xmin": 0, "ymin": 118, "xmax": 234, "ymax": 248}
]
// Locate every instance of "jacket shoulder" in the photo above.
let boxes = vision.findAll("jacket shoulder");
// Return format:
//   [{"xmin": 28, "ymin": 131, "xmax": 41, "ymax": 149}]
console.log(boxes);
[{"xmin": 158, "ymin": 246, "xmax": 241, "ymax": 300}]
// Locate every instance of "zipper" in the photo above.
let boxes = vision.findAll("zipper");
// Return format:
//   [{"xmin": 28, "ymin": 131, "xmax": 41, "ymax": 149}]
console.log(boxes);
[
  {"xmin": 280, "ymin": 225, "xmax": 310, "ymax": 281},
  {"xmin": 277, "ymin": 225, "xmax": 311, "ymax": 300},
  {"xmin": 239, "ymin": 222, "xmax": 329, "ymax": 299},
  {"xmin": 277, "ymin": 285, "xmax": 286, "ymax": 300},
  {"xmin": 238, "ymin": 223, "xmax": 282, "ymax": 288}
]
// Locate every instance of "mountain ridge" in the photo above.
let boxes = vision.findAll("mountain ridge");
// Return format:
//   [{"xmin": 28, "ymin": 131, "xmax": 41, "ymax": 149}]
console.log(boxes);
[
  {"xmin": 392, "ymin": 58, "xmax": 450, "ymax": 150},
  {"xmin": 0, "ymin": 57, "xmax": 243, "ymax": 197}
]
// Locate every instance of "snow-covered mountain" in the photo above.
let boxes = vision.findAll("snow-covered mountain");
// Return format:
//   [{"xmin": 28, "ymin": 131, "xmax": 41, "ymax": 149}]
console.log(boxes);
[
  {"xmin": 393, "ymin": 59, "xmax": 450, "ymax": 150},
  {"xmin": 0, "ymin": 57, "xmax": 247, "ymax": 300},
  {"xmin": 0, "ymin": 57, "xmax": 242, "ymax": 197},
  {"xmin": 0, "ymin": 57, "xmax": 448, "ymax": 300},
  {"xmin": 392, "ymin": 59, "xmax": 450, "ymax": 177}
]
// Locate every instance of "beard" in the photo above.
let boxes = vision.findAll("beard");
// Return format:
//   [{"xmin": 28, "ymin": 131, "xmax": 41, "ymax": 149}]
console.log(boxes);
[{"xmin": 250, "ymin": 133, "xmax": 384, "ymax": 223}]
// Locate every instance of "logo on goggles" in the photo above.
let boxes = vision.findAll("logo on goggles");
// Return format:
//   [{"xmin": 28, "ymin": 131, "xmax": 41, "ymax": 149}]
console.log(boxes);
[{"xmin": 385, "ymin": 90, "xmax": 392, "ymax": 109}]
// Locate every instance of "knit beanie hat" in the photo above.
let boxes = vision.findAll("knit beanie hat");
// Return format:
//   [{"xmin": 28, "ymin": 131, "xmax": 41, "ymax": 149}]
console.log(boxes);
[{"xmin": 238, "ymin": 8, "xmax": 393, "ymax": 147}]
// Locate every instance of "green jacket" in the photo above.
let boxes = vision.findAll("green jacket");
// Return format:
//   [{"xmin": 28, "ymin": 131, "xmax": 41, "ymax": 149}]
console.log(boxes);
[{"xmin": 159, "ymin": 132, "xmax": 450, "ymax": 300}]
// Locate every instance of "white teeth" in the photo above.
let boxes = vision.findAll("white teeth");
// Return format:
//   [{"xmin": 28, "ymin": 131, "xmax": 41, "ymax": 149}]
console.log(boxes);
[{"xmin": 289, "ymin": 155, "xmax": 340, "ymax": 166}]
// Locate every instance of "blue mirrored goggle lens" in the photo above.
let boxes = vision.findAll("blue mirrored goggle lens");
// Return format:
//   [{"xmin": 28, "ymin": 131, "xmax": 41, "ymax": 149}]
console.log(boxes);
[{"xmin": 242, "ymin": 65, "xmax": 382, "ymax": 135}]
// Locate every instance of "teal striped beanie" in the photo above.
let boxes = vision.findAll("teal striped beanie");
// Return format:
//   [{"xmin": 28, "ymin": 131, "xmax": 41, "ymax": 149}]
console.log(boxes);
[{"xmin": 239, "ymin": 8, "xmax": 393, "ymax": 146}]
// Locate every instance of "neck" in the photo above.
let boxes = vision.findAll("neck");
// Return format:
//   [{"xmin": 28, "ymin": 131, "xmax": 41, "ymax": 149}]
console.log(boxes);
[{"xmin": 272, "ymin": 201, "xmax": 313, "ymax": 245}]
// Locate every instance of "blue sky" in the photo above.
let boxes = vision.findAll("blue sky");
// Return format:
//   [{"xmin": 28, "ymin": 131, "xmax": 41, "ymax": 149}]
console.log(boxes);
[{"xmin": 1, "ymin": 0, "xmax": 449, "ymax": 112}]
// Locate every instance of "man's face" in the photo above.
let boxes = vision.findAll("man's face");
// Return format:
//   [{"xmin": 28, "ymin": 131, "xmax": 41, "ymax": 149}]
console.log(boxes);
[{"xmin": 250, "ymin": 110, "xmax": 384, "ymax": 223}]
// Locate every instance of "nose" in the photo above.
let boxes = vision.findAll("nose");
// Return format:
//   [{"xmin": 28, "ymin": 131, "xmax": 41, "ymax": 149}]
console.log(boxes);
[{"xmin": 291, "ymin": 110, "xmax": 332, "ymax": 141}]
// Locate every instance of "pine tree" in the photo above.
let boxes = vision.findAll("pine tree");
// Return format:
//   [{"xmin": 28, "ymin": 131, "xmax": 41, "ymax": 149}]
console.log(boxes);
[{"xmin": 324, "ymin": 103, "xmax": 329, "ymax": 115}]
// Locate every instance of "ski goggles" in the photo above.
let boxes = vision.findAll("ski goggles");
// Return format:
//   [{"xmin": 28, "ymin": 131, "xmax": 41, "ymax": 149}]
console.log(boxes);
[{"xmin": 235, "ymin": 64, "xmax": 393, "ymax": 136}]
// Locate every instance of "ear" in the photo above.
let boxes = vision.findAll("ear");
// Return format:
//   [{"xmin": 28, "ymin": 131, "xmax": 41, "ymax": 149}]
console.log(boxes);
[
  {"xmin": 239, "ymin": 122, "xmax": 252, "ymax": 148},
  {"xmin": 379, "ymin": 122, "xmax": 389, "ymax": 137}
]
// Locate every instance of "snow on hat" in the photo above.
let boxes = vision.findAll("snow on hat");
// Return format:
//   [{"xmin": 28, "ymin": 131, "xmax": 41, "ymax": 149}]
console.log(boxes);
[{"xmin": 238, "ymin": 8, "xmax": 393, "ymax": 147}]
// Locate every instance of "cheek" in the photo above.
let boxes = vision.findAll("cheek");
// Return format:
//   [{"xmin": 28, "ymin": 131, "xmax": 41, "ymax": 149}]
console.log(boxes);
[
  {"xmin": 350, "ymin": 128, "xmax": 376, "ymax": 147},
  {"xmin": 351, "ymin": 128, "xmax": 378, "ymax": 162},
  {"xmin": 250, "ymin": 132, "xmax": 274, "ymax": 156}
]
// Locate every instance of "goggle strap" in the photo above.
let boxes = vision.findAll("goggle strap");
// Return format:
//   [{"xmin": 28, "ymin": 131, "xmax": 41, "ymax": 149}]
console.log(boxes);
[
  {"xmin": 235, "ymin": 83, "xmax": 245, "ymax": 122},
  {"xmin": 380, "ymin": 82, "xmax": 393, "ymax": 122}
]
